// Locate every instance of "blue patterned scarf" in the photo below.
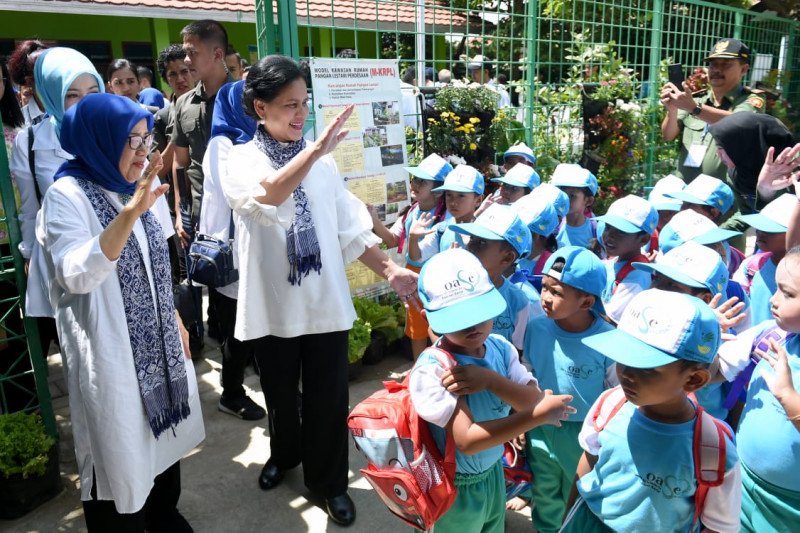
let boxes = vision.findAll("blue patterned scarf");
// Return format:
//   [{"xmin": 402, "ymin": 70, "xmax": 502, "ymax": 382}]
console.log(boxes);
[
  {"xmin": 75, "ymin": 178, "xmax": 190, "ymax": 438},
  {"xmin": 253, "ymin": 126, "xmax": 322, "ymax": 285}
]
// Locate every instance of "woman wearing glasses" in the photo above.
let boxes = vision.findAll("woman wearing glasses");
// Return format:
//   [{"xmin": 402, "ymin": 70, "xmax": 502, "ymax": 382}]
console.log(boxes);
[{"xmin": 34, "ymin": 93, "xmax": 204, "ymax": 531}]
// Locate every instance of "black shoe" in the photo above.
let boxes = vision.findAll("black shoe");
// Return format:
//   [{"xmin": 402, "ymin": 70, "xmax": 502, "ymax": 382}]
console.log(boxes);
[
  {"xmin": 258, "ymin": 462, "xmax": 284, "ymax": 491},
  {"xmin": 325, "ymin": 493, "xmax": 356, "ymax": 527},
  {"xmin": 219, "ymin": 395, "xmax": 267, "ymax": 421}
]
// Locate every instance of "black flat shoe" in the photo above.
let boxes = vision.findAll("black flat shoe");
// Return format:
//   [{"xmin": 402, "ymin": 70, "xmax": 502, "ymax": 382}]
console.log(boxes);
[
  {"xmin": 325, "ymin": 493, "xmax": 356, "ymax": 527},
  {"xmin": 258, "ymin": 462, "xmax": 284, "ymax": 491}
]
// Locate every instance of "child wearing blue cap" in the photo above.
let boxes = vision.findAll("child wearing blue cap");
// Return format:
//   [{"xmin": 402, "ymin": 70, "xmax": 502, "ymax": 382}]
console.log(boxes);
[
  {"xmin": 562, "ymin": 289, "xmax": 741, "ymax": 533},
  {"xmin": 409, "ymin": 248, "xmax": 576, "ymax": 533},
  {"xmin": 634, "ymin": 241, "xmax": 735, "ymax": 421},
  {"xmin": 647, "ymin": 174, "xmax": 685, "ymax": 252},
  {"xmin": 666, "ymin": 173, "xmax": 735, "ymax": 225},
  {"xmin": 521, "ymin": 246, "xmax": 617, "ymax": 533},
  {"xmin": 550, "ymin": 164, "xmax": 599, "ymax": 249},
  {"xmin": 733, "ymin": 193, "xmax": 796, "ymax": 325},
  {"xmin": 450, "ymin": 204, "xmax": 535, "ymax": 352},
  {"xmin": 503, "ymin": 142, "xmax": 537, "ymax": 170},
  {"xmin": 408, "ymin": 164, "xmax": 484, "ymax": 264},
  {"xmin": 715, "ymin": 247, "xmax": 800, "ymax": 531},
  {"xmin": 513, "ymin": 193, "xmax": 560, "ymax": 280},
  {"xmin": 370, "ymin": 153, "xmax": 451, "ymax": 358},
  {"xmin": 595, "ymin": 195, "xmax": 658, "ymax": 323},
  {"xmin": 489, "ymin": 163, "xmax": 540, "ymax": 205},
  {"xmin": 532, "ymin": 182, "xmax": 570, "ymax": 222}
]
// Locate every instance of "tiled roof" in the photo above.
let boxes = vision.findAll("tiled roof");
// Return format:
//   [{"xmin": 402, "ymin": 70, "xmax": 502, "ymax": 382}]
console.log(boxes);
[{"xmin": 33, "ymin": 0, "xmax": 468, "ymax": 29}]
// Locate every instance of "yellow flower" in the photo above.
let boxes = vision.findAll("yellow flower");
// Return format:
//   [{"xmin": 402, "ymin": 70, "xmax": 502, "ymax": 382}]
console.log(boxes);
[
  {"xmin": 469, "ymin": 117, "xmax": 480, "ymax": 124},
  {"xmin": 440, "ymin": 112, "xmax": 449, "ymax": 118},
  {"xmin": 469, "ymin": 143, "xmax": 477, "ymax": 150}
]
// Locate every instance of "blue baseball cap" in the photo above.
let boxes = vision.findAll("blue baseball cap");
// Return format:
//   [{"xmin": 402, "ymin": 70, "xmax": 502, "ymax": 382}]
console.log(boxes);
[
  {"xmin": 634, "ymin": 241, "xmax": 729, "ymax": 296},
  {"xmin": 658, "ymin": 210, "xmax": 741, "ymax": 254},
  {"xmin": 594, "ymin": 195, "xmax": 659, "ymax": 235},
  {"xmin": 531, "ymin": 183, "xmax": 570, "ymax": 217},
  {"xmin": 648, "ymin": 174, "xmax": 686, "ymax": 212},
  {"xmin": 503, "ymin": 142, "xmax": 537, "ymax": 165},
  {"xmin": 513, "ymin": 193, "xmax": 559, "ymax": 237},
  {"xmin": 739, "ymin": 193, "xmax": 795, "ymax": 233},
  {"xmin": 542, "ymin": 246, "xmax": 607, "ymax": 315},
  {"xmin": 582, "ymin": 289, "xmax": 721, "ymax": 368},
  {"xmin": 432, "ymin": 164, "xmax": 485, "ymax": 195},
  {"xmin": 418, "ymin": 248, "xmax": 507, "ymax": 334},
  {"xmin": 492, "ymin": 163, "xmax": 541, "ymax": 190},
  {"xmin": 550, "ymin": 164, "xmax": 598, "ymax": 195},
  {"xmin": 404, "ymin": 153, "xmax": 453, "ymax": 182},
  {"xmin": 451, "ymin": 204, "xmax": 532, "ymax": 257},
  {"xmin": 665, "ymin": 174, "xmax": 735, "ymax": 215}
]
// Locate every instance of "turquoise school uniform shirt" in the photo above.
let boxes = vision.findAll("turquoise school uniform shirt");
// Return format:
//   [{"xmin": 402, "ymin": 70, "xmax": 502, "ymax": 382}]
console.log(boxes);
[
  {"xmin": 403, "ymin": 205, "xmax": 451, "ymax": 268},
  {"xmin": 556, "ymin": 219, "xmax": 595, "ymax": 249},
  {"xmin": 494, "ymin": 277, "xmax": 532, "ymax": 349},
  {"xmin": 523, "ymin": 315, "xmax": 616, "ymax": 421},
  {"xmin": 408, "ymin": 334, "xmax": 535, "ymax": 475},
  {"xmin": 693, "ymin": 382, "xmax": 729, "ymax": 421},
  {"xmin": 602, "ymin": 260, "xmax": 652, "ymax": 323},
  {"xmin": 737, "ymin": 330, "xmax": 800, "ymax": 491},
  {"xmin": 577, "ymin": 401, "xmax": 740, "ymax": 532},
  {"xmin": 737, "ymin": 257, "xmax": 777, "ymax": 326}
]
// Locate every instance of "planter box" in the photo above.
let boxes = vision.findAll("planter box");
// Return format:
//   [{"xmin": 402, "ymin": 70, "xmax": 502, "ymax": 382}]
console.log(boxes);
[{"xmin": 0, "ymin": 443, "xmax": 62, "ymax": 519}]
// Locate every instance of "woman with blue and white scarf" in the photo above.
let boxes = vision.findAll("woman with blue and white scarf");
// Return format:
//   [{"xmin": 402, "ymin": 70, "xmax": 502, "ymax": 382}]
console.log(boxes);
[
  {"xmin": 36, "ymin": 93, "xmax": 204, "ymax": 531},
  {"xmin": 223, "ymin": 56, "xmax": 418, "ymax": 528}
]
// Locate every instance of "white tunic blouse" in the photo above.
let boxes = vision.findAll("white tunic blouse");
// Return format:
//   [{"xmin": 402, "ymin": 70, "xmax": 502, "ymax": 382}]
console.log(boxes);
[
  {"xmin": 36, "ymin": 176, "xmax": 205, "ymax": 513},
  {"xmin": 223, "ymin": 142, "xmax": 379, "ymax": 341}
]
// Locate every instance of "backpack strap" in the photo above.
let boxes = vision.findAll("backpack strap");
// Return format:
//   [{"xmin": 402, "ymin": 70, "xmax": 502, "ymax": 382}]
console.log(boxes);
[
  {"xmin": 591, "ymin": 386, "xmax": 628, "ymax": 432},
  {"xmin": 723, "ymin": 324, "xmax": 788, "ymax": 409},
  {"xmin": 395, "ymin": 201, "xmax": 417, "ymax": 253},
  {"xmin": 691, "ymin": 405, "xmax": 731, "ymax": 531},
  {"xmin": 27, "ymin": 125, "xmax": 44, "ymax": 204},
  {"xmin": 612, "ymin": 254, "xmax": 649, "ymax": 295},
  {"xmin": 422, "ymin": 346, "xmax": 457, "ymax": 477},
  {"xmin": 649, "ymin": 229, "xmax": 660, "ymax": 253}
]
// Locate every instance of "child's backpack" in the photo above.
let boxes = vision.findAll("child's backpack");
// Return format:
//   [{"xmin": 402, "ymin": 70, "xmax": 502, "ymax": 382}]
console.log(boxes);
[
  {"xmin": 612, "ymin": 254, "xmax": 649, "ymax": 295},
  {"xmin": 739, "ymin": 251, "xmax": 771, "ymax": 295},
  {"xmin": 723, "ymin": 324, "xmax": 789, "ymax": 410},
  {"xmin": 347, "ymin": 348, "xmax": 457, "ymax": 531},
  {"xmin": 591, "ymin": 386, "xmax": 732, "ymax": 531},
  {"xmin": 501, "ymin": 442, "xmax": 533, "ymax": 500}
]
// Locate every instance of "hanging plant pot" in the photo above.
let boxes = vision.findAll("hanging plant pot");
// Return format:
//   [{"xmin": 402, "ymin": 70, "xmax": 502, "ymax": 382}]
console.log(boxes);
[{"xmin": 0, "ymin": 444, "xmax": 62, "ymax": 519}]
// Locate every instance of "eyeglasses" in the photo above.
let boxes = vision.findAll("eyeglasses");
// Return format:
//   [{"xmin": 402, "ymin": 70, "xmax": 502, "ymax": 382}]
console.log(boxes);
[{"xmin": 127, "ymin": 132, "xmax": 154, "ymax": 151}]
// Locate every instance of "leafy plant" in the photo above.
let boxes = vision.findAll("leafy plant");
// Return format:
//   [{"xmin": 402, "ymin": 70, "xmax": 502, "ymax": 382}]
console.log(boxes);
[
  {"xmin": 353, "ymin": 296, "xmax": 404, "ymax": 344},
  {"xmin": 0, "ymin": 412, "xmax": 55, "ymax": 479},
  {"xmin": 348, "ymin": 318, "xmax": 372, "ymax": 364}
]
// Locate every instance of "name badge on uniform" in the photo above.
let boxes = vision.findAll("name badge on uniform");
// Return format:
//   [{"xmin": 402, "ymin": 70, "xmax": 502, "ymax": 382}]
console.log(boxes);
[{"xmin": 685, "ymin": 143, "xmax": 708, "ymax": 168}]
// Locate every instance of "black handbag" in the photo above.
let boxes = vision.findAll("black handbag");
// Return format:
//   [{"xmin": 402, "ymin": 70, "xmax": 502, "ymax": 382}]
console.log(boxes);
[{"xmin": 186, "ymin": 214, "xmax": 238, "ymax": 288}]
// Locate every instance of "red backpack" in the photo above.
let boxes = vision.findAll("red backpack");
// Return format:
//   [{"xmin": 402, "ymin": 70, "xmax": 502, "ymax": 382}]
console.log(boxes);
[
  {"xmin": 612, "ymin": 254, "xmax": 649, "ymax": 295},
  {"xmin": 591, "ymin": 386, "xmax": 732, "ymax": 531},
  {"xmin": 347, "ymin": 348, "xmax": 457, "ymax": 531}
]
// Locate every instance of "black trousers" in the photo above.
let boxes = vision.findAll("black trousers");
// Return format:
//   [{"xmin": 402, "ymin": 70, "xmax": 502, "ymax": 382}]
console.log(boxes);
[
  {"xmin": 82, "ymin": 461, "xmax": 189, "ymax": 533},
  {"xmin": 211, "ymin": 290, "xmax": 251, "ymax": 399},
  {"xmin": 251, "ymin": 330, "xmax": 350, "ymax": 498}
]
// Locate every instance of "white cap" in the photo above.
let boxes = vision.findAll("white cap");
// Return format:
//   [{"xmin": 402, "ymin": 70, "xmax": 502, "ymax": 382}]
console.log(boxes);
[{"xmin": 648, "ymin": 175, "xmax": 686, "ymax": 211}]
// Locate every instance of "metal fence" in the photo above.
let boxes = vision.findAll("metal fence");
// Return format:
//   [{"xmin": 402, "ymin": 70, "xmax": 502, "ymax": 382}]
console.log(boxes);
[{"xmin": 257, "ymin": 0, "xmax": 800, "ymax": 192}]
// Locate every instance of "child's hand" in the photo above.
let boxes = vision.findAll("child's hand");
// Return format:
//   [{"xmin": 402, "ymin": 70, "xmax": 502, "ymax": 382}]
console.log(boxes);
[
  {"xmin": 758, "ymin": 339, "xmax": 798, "ymax": 403},
  {"xmin": 409, "ymin": 212, "xmax": 436, "ymax": 239},
  {"xmin": 441, "ymin": 365, "xmax": 495, "ymax": 395},
  {"xmin": 510, "ymin": 433, "xmax": 526, "ymax": 451},
  {"xmin": 532, "ymin": 389, "xmax": 576, "ymax": 427},
  {"xmin": 474, "ymin": 193, "xmax": 498, "ymax": 217},
  {"xmin": 708, "ymin": 293, "xmax": 747, "ymax": 333}
]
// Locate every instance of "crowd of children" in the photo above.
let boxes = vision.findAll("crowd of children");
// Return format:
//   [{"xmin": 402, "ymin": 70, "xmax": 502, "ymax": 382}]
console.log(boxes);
[{"xmin": 366, "ymin": 143, "xmax": 800, "ymax": 532}]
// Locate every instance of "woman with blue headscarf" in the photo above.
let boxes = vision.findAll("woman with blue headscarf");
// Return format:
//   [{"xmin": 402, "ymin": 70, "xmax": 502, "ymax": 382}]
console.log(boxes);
[
  {"xmin": 35, "ymin": 93, "xmax": 204, "ymax": 531},
  {"xmin": 198, "ymin": 80, "xmax": 266, "ymax": 421},
  {"xmin": 10, "ymin": 47, "xmax": 104, "ymax": 261}
]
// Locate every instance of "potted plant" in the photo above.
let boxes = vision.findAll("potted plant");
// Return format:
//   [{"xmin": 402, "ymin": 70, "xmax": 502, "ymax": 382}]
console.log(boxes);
[
  {"xmin": 353, "ymin": 296, "xmax": 405, "ymax": 365},
  {"xmin": 348, "ymin": 317, "xmax": 372, "ymax": 381},
  {"xmin": 0, "ymin": 412, "xmax": 61, "ymax": 519}
]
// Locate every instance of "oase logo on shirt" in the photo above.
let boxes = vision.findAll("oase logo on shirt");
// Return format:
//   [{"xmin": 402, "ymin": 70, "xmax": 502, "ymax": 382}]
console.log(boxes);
[
  {"xmin": 563, "ymin": 363, "xmax": 602, "ymax": 380},
  {"xmin": 635, "ymin": 471, "xmax": 692, "ymax": 499}
]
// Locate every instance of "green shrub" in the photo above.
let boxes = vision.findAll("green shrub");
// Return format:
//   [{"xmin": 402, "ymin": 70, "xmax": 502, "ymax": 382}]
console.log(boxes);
[
  {"xmin": 0, "ymin": 412, "xmax": 55, "ymax": 479},
  {"xmin": 353, "ymin": 296, "xmax": 404, "ymax": 344},
  {"xmin": 348, "ymin": 318, "xmax": 372, "ymax": 364}
]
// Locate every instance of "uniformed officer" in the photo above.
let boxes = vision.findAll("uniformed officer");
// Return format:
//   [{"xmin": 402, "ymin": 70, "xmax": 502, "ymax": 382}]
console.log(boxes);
[{"xmin": 661, "ymin": 38, "xmax": 765, "ymax": 184}]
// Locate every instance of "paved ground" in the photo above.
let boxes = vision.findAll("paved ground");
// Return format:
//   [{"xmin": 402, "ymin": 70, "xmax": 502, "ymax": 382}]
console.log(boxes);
[{"xmin": 5, "ymin": 335, "xmax": 534, "ymax": 532}]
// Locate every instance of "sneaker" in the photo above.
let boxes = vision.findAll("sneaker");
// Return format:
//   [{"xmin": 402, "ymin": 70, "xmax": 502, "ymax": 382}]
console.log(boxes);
[{"xmin": 218, "ymin": 395, "xmax": 267, "ymax": 421}]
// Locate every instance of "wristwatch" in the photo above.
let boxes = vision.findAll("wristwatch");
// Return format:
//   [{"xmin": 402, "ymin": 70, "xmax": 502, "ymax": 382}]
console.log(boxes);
[{"xmin": 690, "ymin": 104, "xmax": 703, "ymax": 116}]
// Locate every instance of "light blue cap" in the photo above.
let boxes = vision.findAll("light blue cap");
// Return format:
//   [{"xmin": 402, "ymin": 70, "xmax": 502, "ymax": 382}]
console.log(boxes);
[
  {"xmin": 550, "ymin": 163, "xmax": 598, "ymax": 195},
  {"xmin": 503, "ymin": 142, "xmax": 537, "ymax": 165},
  {"xmin": 404, "ymin": 153, "xmax": 453, "ymax": 182},
  {"xmin": 648, "ymin": 174, "xmax": 686, "ymax": 212},
  {"xmin": 451, "ymin": 204, "xmax": 532, "ymax": 257},
  {"xmin": 594, "ymin": 195, "xmax": 659, "ymax": 235},
  {"xmin": 531, "ymin": 183, "xmax": 570, "ymax": 217},
  {"xmin": 739, "ymin": 193, "xmax": 795, "ymax": 233},
  {"xmin": 582, "ymin": 289, "xmax": 721, "ymax": 368},
  {"xmin": 513, "ymin": 193, "xmax": 559, "ymax": 237},
  {"xmin": 542, "ymin": 246, "xmax": 606, "ymax": 315},
  {"xmin": 418, "ymin": 248, "xmax": 507, "ymax": 334},
  {"xmin": 634, "ymin": 241, "xmax": 729, "ymax": 295},
  {"xmin": 665, "ymin": 174, "xmax": 734, "ymax": 215},
  {"xmin": 432, "ymin": 164, "xmax": 485, "ymax": 195},
  {"xmin": 658, "ymin": 210, "xmax": 741, "ymax": 254},
  {"xmin": 492, "ymin": 163, "xmax": 540, "ymax": 190}
]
